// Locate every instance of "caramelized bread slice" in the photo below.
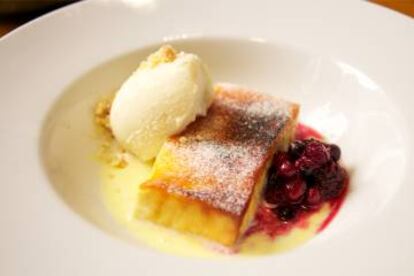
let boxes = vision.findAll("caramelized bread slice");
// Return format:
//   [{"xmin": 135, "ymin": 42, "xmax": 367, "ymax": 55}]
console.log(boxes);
[{"xmin": 136, "ymin": 83, "xmax": 299, "ymax": 246}]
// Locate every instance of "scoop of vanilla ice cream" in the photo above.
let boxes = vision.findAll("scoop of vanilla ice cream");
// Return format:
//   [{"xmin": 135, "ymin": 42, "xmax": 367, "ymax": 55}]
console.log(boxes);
[{"xmin": 110, "ymin": 45, "xmax": 213, "ymax": 160}]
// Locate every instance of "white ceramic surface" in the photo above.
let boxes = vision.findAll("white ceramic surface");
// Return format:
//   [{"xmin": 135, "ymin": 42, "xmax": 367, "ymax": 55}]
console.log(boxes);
[{"xmin": 0, "ymin": 0, "xmax": 413, "ymax": 275}]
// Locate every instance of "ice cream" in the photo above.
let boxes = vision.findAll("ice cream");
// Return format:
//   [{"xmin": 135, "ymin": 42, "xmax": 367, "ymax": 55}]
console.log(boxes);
[{"xmin": 110, "ymin": 45, "xmax": 213, "ymax": 160}]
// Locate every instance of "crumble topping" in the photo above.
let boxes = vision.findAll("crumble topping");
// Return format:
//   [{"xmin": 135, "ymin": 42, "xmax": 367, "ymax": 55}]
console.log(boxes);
[
  {"xmin": 94, "ymin": 96, "xmax": 113, "ymax": 136},
  {"xmin": 139, "ymin": 45, "xmax": 177, "ymax": 69},
  {"xmin": 94, "ymin": 96, "xmax": 129, "ymax": 169}
]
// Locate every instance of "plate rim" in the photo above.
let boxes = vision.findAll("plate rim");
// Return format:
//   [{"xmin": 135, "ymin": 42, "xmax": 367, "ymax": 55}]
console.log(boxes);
[{"xmin": 0, "ymin": 0, "xmax": 414, "ymax": 275}]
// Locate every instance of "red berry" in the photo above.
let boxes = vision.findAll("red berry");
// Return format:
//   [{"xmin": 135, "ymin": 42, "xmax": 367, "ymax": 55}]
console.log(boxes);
[
  {"xmin": 272, "ymin": 152, "xmax": 299, "ymax": 178},
  {"xmin": 288, "ymin": 140, "xmax": 306, "ymax": 159},
  {"xmin": 263, "ymin": 136, "xmax": 347, "ymax": 231},
  {"xmin": 273, "ymin": 152, "xmax": 289, "ymax": 167},
  {"xmin": 266, "ymin": 170, "xmax": 278, "ymax": 188},
  {"xmin": 329, "ymin": 144, "xmax": 341, "ymax": 162},
  {"xmin": 278, "ymin": 160, "xmax": 297, "ymax": 178},
  {"xmin": 314, "ymin": 162, "xmax": 346, "ymax": 199},
  {"xmin": 284, "ymin": 177, "xmax": 306, "ymax": 202},
  {"xmin": 294, "ymin": 157, "xmax": 314, "ymax": 173},
  {"xmin": 306, "ymin": 187, "xmax": 321, "ymax": 205},
  {"xmin": 295, "ymin": 139, "xmax": 330, "ymax": 173},
  {"xmin": 264, "ymin": 185, "xmax": 285, "ymax": 205}
]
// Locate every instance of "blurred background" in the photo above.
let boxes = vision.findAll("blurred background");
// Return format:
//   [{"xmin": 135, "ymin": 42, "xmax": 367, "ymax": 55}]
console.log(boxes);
[
  {"xmin": 0, "ymin": 0, "xmax": 413, "ymax": 37},
  {"xmin": 0, "ymin": 0, "xmax": 80, "ymax": 36}
]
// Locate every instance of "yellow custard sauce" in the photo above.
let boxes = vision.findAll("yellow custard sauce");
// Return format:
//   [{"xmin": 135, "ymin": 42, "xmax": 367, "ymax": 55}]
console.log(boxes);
[{"xmin": 100, "ymin": 157, "xmax": 332, "ymax": 257}]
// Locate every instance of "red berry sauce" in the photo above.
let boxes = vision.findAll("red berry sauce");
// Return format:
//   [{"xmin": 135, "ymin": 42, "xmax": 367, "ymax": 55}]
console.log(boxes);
[
  {"xmin": 295, "ymin": 123, "xmax": 324, "ymax": 140},
  {"xmin": 245, "ymin": 123, "xmax": 349, "ymax": 239},
  {"xmin": 317, "ymin": 176, "xmax": 349, "ymax": 233}
]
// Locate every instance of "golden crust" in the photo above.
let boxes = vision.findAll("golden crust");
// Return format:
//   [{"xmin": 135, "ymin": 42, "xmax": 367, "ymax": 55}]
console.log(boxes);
[{"xmin": 139, "ymin": 84, "xmax": 299, "ymax": 245}]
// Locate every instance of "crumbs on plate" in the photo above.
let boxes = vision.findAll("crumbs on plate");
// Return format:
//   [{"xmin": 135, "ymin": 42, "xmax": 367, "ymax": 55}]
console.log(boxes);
[{"xmin": 94, "ymin": 96, "xmax": 129, "ymax": 169}]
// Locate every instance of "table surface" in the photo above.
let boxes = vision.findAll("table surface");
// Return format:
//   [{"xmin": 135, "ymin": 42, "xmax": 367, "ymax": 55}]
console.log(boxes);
[{"xmin": 0, "ymin": 0, "xmax": 413, "ymax": 37}]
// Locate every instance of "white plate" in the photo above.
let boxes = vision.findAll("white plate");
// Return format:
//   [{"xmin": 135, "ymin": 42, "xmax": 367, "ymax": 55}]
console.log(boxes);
[{"xmin": 1, "ymin": 0, "xmax": 414, "ymax": 275}]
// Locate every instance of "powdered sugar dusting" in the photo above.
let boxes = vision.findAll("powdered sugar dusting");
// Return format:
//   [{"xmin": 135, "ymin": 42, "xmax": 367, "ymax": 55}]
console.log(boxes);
[
  {"xmin": 167, "ymin": 141, "xmax": 263, "ymax": 215},
  {"xmin": 149, "ymin": 84, "xmax": 297, "ymax": 216}
]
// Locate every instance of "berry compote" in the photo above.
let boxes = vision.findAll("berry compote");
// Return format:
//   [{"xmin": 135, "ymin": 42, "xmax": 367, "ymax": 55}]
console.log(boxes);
[{"xmin": 246, "ymin": 123, "xmax": 349, "ymax": 238}]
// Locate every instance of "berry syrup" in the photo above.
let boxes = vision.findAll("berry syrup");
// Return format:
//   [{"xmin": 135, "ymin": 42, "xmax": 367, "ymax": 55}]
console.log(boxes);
[
  {"xmin": 245, "ymin": 123, "xmax": 349, "ymax": 239},
  {"xmin": 295, "ymin": 123, "xmax": 324, "ymax": 140}
]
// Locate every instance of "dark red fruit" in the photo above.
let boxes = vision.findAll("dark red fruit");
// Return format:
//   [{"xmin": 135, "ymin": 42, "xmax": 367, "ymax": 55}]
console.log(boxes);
[
  {"xmin": 266, "ymin": 170, "xmax": 278, "ymax": 188},
  {"xmin": 272, "ymin": 152, "xmax": 298, "ymax": 178},
  {"xmin": 284, "ymin": 177, "xmax": 306, "ymax": 202},
  {"xmin": 288, "ymin": 140, "xmax": 306, "ymax": 159},
  {"xmin": 275, "ymin": 206, "xmax": 296, "ymax": 221},
  {"xmin": 295, "ymin": 139, "xmax": 330, "ymax": 173},
  {"xmin": 314, "ymin": 162, "xmax": 346, "ymax": 199},
  {"xmin": 278, "ymin": 160, "xmax": 297, "ymax": 178},
  {"xmin": 329, "ymin": 144, "xmax": 341, "ymax": 162},
  {"xmin": 273, "ymin": 152, "xmax": 289, "ymax": 167},
  {"xmin": 306, "ymin": 187, "xmax": 321, "ymax": 206},
  {"xmin": 250, "ymin": 124, "xmax": 348, "ymax": 238},
  {"xmin": 264, "ymin": 185, "xmax": 285, "ymax": 205}
]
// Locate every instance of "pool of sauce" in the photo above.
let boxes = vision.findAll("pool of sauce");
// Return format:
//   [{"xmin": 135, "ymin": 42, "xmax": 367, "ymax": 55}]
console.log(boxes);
[{"xmin": 100, "ymin": 124, "xmax": 347, "ymax": 257}]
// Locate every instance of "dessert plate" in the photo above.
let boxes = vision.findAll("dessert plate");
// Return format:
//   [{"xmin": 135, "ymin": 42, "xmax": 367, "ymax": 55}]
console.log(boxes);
[{"xmin": 0, "ymin": 0, "xmax": 413, "ymax": 275}]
